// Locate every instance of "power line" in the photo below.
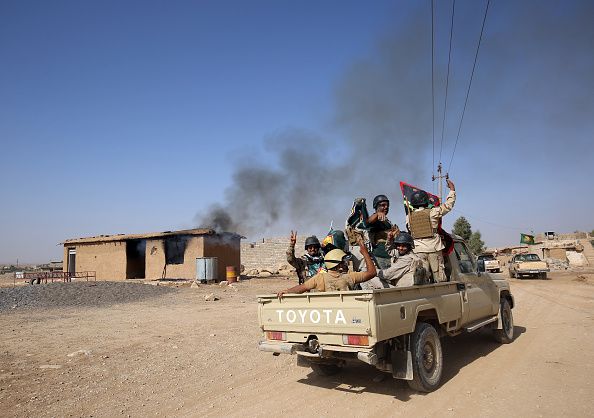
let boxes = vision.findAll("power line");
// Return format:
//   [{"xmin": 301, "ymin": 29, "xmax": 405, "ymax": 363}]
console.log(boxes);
[
  {"xmin": 451, "ymin": 209, "xmax": 529, "ymax": 231},
  {"xmin": 431, "ymin": 0, "xmax": 435, "ymax": 187},
  {"xmin": 439, "ymin": 0, "xmax": 456, "ymax": 164},
  {"xmin": 448, "ymin": 0, "xmax": 491, "ymax": 173}
]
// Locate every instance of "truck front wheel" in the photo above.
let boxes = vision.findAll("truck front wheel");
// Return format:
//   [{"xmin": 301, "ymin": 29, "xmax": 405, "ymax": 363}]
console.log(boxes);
[
  {"xmin": 407, "ymin": 322, "xmax": 443, "ymax": 392},
  {"xmin": 493, "ymin": 298, "xmax": 514, "ymax": 344}
]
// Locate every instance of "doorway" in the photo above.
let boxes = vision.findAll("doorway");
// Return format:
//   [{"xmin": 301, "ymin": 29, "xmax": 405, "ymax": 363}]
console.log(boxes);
[
  {"xmin": 68, "ymin": 248, "xmax": 76, "ymax": 279},
  {"xmin": 126, "ymin": 239, "xmax": 146, "ymax": 279}
]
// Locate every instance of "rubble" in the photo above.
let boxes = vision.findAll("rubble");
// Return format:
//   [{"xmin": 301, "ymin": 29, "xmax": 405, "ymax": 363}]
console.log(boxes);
[
  {"xmin": 566, "ymin": 251, "xmax": 588, "ymax": 267},
  {"xmin": 546, "ymin": 258, "xmax": 569, "ymax": 270},
  {"xmin": 0, "ymin": 282, "xmax": 177, "ymax": 313}
]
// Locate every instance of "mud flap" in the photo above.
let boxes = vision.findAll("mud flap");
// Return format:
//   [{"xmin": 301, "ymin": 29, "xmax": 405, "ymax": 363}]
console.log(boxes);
[{"xmin": 391, "ymin": 350, "xmax": 413, "ymax": 380}]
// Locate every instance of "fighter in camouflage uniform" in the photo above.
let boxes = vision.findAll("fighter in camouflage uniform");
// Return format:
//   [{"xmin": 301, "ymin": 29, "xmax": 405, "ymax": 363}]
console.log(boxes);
[
  {"xmin": 286, "ymin": 231, "xmax": 325, "ymax": 285},
  {"xmin": 277, "ymin": 235, "xmax": 376, "ymax": 297},
  {"xmin": 377, "ymin": 232, "xmax": 428, "ymax": 287},
  {"xmin": 406, "ymin": 178, "xmax": 456, "ymax": 282},
  {"xmin": 366, "ymin": 194, "xmax": 399, "ymax": 270}
]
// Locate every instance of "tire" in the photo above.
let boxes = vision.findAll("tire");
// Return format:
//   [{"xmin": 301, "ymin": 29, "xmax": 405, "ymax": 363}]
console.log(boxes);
[
  {"xmin": 509, "ymin": 269, "xmax": 516, "ymax": 278},
  {"xmin": 407, "ymin": 322, "xmax": 443, "ymax": 392},
  {"xmin": 495, "ymin": 268, "xmax": 501, "ymax": 273},
  {"xmin": 310, "ymin": 363, "xmax": 341, "ymax": 376},
  {"xmin": 493, "ymin": 298, "xmax": 514, "ymax": 344},
  {"xmin": 539, "ymin": 272, "xmax": 547, "ymax": 280}
]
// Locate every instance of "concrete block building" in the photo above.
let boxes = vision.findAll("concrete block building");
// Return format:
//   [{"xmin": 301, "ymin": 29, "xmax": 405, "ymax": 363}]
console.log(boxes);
[{"xmin": 63, "ymin": 228, "xmax": 241, "ymax": 281}]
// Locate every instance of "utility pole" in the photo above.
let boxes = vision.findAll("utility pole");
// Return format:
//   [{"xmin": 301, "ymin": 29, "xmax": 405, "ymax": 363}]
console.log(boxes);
[{"xmin": 432, "ymin": 163, "xmax": 449, "ymax": 203}]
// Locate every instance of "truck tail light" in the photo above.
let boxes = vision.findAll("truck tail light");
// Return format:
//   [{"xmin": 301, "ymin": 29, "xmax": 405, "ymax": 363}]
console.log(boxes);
[
  {"xmin": 266, "ymin": 331, "xmax": 286, "ymax": 341},
  {"xmin": 342, "ymin": 335, "xmax": 369, "ymax": 346}
]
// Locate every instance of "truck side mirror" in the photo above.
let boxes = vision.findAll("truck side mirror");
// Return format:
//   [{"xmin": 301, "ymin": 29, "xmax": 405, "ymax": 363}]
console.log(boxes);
[{"xmin": 477, "ymin": 259, "xmax": 486, "ymax": 273}]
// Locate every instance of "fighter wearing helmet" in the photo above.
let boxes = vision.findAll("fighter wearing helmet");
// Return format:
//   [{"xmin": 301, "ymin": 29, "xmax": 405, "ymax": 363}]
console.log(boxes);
[
  {"xmin": 286, "ymin": 231, "xmax": 325, "ymax": 284},
  {"xmin": 365, "ymin": 194, "xmax": 399, "ymax": 270},
  {"xmin": 377, "ymin": 232, "xmax": 427, "ymax": 287},
  {"xmin": 406, "ymin": 178, "xmax": 456, "ymax": 282},
  {"xmin": 277, "ymin": 235, "xmax": 376, "ymax": 297}
]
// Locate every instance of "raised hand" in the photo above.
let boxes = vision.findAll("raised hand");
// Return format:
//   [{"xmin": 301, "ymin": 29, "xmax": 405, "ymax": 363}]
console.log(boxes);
[{"xmin": 446, "ymin": 178, "xmax": 455, "ymax": 191}]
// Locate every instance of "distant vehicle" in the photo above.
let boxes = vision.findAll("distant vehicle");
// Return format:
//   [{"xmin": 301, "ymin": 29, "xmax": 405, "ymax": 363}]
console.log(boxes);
[
  {"xmin": 508, "ymin": 253, "xmax": 549, "ymax": 279},
  {"xmin": 478, "ymin": 254, "xmax": 501, "ymax": 273}
]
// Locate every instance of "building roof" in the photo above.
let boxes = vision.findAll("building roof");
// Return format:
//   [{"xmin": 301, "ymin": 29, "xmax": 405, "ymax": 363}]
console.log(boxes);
[{"xmin": 63, "ymin": 228, "xmax": 220, "ymax": 245}]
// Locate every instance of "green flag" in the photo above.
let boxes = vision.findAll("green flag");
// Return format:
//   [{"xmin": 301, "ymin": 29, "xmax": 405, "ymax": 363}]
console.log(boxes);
[{"xmin": 520, "ymin": 233, "xmax": 535, "ymax": 245}]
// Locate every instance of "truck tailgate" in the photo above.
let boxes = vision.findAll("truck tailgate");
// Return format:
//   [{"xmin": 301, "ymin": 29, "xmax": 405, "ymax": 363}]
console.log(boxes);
[{"xmin": 258, "ymin": 292, "xmax": 373, "ymax": 346}]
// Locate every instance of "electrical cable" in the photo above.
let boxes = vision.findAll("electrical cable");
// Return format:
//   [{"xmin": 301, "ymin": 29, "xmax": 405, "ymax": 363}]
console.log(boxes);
[
  {"xmin": 439, "ymin": 0, "xmax": 456, "ymax": 164},
  {"xmin": 431, "ymin": 0, "xmax": 436, "ymax": 187},
  {"xmin": 447, "ymin": 0, "xmax": 491, "ymax": 173},
  {"xmin": 451, "ymin": 209, "xmax": 529, "ymax": 231}
]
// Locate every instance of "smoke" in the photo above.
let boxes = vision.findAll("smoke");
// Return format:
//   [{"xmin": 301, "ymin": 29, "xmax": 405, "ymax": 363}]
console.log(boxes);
[
  {"xmin": 198, "ymin": 1, "xmax": 594, "ymax": 239},
  {"xmin": 202, "ymin": 204, "xmax": 239, "ymax": 233},
  {"xmin": 197, "ymin": 8, "xmax": 434, "ymax": 237}
]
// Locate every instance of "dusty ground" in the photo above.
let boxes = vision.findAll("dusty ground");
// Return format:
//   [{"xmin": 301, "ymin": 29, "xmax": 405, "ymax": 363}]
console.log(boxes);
[{"xmin": 1, "ymin": 271, "xmax": 594, "ymax": 417}]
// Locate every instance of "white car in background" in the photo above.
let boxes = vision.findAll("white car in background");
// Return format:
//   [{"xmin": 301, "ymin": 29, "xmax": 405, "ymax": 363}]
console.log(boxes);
[
  {"xmin": 478, "ymin": 254, "xmax": 500, "ymax": 273},
  {"xmin": 508, "ymin": 253, "xmax": 549, "ymax": 279}
]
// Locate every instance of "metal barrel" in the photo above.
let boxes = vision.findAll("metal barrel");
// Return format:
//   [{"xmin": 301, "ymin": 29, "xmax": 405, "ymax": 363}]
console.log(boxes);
[
  {"xmin": 226, "ymin": 266, "xmax": 237, "ymax": 283},
  {"xmin": 196, "ymin": 257, "xmax": 217, "ymax": 283}
]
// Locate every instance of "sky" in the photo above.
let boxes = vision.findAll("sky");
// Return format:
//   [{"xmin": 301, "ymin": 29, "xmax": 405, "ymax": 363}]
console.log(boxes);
[{"xmin": 1, "ymin": 0, "xmax": 593, "ymax": 263}]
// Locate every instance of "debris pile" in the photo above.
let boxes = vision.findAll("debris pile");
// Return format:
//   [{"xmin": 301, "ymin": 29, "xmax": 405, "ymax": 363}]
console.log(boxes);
[
  {"xmin": 546, "ymin": 258, "xmax": 569, "ymax": 270},
  {"xmin": 0, "ymin": 282, "xmax": 177, "ymax": 312}
]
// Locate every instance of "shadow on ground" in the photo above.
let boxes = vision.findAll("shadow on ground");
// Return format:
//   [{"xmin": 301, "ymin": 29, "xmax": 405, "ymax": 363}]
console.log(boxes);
[{"xmin": 297, "ymin": 324, "xmax": 527, "ymax": 400}]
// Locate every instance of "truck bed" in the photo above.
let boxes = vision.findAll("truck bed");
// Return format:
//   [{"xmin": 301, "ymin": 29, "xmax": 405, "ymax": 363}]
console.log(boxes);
[{"xmin": 258, "ymin": 282, "xmax": 464, "ymax": 346}]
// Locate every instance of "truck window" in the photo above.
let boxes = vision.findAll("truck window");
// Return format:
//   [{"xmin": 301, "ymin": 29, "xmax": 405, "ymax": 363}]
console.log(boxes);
[{"xmin": 453, "ymin": 242, "xmax": 476, "ymax": 274}]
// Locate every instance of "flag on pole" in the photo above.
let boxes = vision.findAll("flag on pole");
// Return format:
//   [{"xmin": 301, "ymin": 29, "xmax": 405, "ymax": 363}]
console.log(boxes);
[{"xmin": 520, "ymin": 233, "xmax": 535, "ymax": 245}]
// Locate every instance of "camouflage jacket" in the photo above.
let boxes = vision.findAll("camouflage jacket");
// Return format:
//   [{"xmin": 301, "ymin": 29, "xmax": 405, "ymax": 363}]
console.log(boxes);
[{"xmin": 286, "ymin": 243, "xmax": 325, "ymax": 284}]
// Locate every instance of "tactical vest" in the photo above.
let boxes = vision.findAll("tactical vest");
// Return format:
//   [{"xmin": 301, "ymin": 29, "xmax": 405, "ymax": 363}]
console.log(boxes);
[{"xmin": 409, "ymin": 208, "xmax": 434, "ymax": 239}]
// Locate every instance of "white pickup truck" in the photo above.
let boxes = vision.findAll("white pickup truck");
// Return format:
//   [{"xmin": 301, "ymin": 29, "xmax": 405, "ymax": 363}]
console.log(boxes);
[
  {"xmin": 478, "ymin": 254, "xmax": 501, "ymax": 273},
  {"xmin": 257, "ymin": 236, "xmax": 515, "ymax": 392}
]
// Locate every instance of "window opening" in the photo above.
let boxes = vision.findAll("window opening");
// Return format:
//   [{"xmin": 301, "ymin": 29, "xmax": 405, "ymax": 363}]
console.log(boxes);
[{"xmin": 164, "ymin": 236, "xmax": 188, "ymax": 265}]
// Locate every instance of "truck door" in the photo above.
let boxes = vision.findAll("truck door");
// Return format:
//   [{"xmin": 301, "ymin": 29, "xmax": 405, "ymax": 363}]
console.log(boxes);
[{"xmin": 452, "ymin": 242, "xmax": 498, "ymax": 322}]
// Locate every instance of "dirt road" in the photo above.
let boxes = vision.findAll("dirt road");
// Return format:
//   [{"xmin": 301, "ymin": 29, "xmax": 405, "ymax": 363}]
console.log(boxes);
[{"xmin": 1, "ymin": 272, "xmax": 593, "ymax": 417}]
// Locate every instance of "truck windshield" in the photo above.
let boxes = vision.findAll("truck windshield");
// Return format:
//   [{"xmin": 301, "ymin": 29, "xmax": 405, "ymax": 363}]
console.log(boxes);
[
  {"xmin": 453, "ymin": 242, "xmax": 477, "ymax": 273},
  {"xmin": 518, "ymin": 254, "xmax": 541, "ymax": 262},
  {"xmin": 479, "ymin": 255, "xmax": 495, "ymax": 261}
]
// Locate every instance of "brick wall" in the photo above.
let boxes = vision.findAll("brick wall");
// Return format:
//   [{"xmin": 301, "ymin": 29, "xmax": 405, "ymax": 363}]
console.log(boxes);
[{"xmin": 241, "ymin": 236, "xmax": 308, "ymax": 271}]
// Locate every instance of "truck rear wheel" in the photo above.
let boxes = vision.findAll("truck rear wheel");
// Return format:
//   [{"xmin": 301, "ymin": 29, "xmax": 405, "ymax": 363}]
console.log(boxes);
[
  {"xmin": 310, "ymin": 363, "xmax": 340, "ymax": 376},
  {"xmin": 493, "ymin": 298, "xmax": 514, "ymax": 344},
  {"xmin": 298, "ymin": 355, "xmax": 341, "ymax": 376},
  {"xmin": 407, "ymin": 322, "xmax": 443, "ymax": 393}
]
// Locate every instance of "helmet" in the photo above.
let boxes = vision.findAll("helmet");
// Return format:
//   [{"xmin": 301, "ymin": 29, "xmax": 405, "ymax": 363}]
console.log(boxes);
[
  {"xmin": 410, "ymin": 190, "xmax": 429, "ymax": 208},
  {"xmin": 324, "ymin": 249, "xmax": 348, "ymax": 270},
  {"xmin": 373, "ymin": 194, "xmax": 389, "ymax": 209},
  {"xmin": 304, "ymin": 236, "xmax": 321, "ymax": 249},
  {"xmin": 321, "ymin": 229, "xmax": 348, "ymax": 254},
  {"xmin": 393, "ymin": 232, "xmax": 414, "ymax": 248}
]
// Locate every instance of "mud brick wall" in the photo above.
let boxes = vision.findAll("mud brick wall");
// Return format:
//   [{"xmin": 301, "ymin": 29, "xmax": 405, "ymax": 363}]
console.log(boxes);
[{"xmin": 241, "ymin": 236, "xmax": 307, "ymax": 271}]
